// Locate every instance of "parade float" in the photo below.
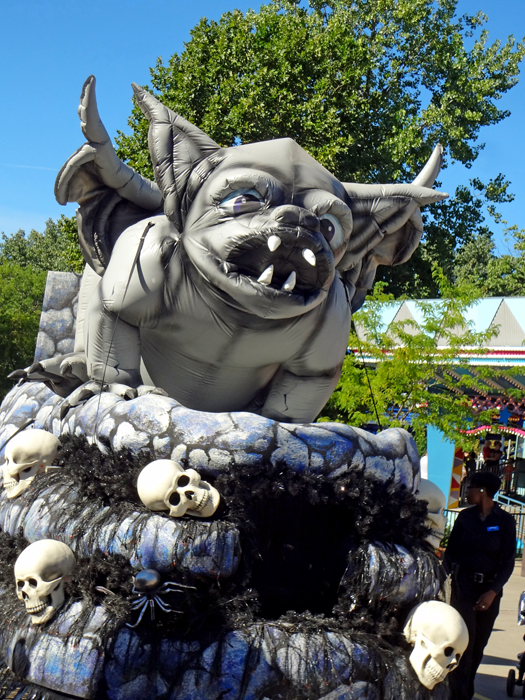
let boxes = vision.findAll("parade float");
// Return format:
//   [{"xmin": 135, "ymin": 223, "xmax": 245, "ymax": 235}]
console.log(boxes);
[{"xmin": 0, "ymin": 76, "xmax": 467, "ymax": 700}]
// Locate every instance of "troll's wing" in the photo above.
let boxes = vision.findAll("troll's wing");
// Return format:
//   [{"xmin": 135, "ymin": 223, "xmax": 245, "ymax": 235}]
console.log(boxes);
[{"xmin": 54, "ymin": 76, "xmax": 165, "ymax": 274}]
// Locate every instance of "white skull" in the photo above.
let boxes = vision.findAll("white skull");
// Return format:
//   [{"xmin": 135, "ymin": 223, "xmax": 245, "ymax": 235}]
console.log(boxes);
[
  {"xmin": 137, "ymin": 459, "xmax": 220, "ymax": 518},
  {"xmin": 404, "ymin": 601, "xmax": 469, "ymax": 689},
  {"xmin": 416, "ymin": 478, "xmax": 447, "ymax": 550},
  {"xmin": 14, "ymin": 539, "xmax": 75, "ymax": 625},
  {"xmin": 2, "ymin": 430, "xmax": 61, "ymax": 499}
]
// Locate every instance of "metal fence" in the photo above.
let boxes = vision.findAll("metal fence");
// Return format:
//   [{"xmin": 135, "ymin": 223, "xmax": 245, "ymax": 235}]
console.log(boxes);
[{"xmin": 444, "ymin": 491, "xmax": 525, "ymax": 555}]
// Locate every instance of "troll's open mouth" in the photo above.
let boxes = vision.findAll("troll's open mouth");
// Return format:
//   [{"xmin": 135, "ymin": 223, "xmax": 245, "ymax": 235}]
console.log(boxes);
[{"xmin": 226, "ymin": 228, "xmax": 333, "ymax": 294}]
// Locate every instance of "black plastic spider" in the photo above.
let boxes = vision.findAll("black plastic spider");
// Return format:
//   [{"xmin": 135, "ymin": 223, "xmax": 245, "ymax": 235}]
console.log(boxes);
[{"xmin": 126, "ymin": 569, "xmax": 195, "ymax": 628}]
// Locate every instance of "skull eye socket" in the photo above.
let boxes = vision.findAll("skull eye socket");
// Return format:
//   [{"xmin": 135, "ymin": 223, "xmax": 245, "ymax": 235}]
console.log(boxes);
[
  {"xmin": 21, "ymin": 467, "xmax": 33, "ymax": 474},
  {"xmin": 444, "ymin": 646, "xmax": 454, "ymax": 657},
  {"xmin": 28, "ymin": 578, "xmax": 38, "ymax": 588},
  {"xmin": 177, "ymin": 475, "xmax": 190, "ymax": 488},
  {"xmin": 169, "ymin": 492, "xmax": 181, "ymax": 506},
  {"xmin": 16, "ymin": 581, "xmax": 23, "ymax": 589}
]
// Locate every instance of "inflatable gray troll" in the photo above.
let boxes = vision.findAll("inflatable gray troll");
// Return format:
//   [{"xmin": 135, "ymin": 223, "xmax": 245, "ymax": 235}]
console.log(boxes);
[{"xmin": 19, "ymin": 76, "xmax": 446, "ymax": 423}]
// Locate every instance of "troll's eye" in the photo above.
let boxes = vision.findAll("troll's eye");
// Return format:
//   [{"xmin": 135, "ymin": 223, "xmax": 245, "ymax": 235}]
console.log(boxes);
[
  {"xmin": 320, "ymin": 214, "xmax": 343, "ymax": 250},
  {"xmin": 220, "ymin": 189, "xmax": 265, "ymax": 216}
]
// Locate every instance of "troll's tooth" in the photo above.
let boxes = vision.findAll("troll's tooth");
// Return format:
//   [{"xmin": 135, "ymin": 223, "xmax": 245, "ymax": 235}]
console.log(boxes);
[
  {"xmin": 302, "ymin": 248, "xmax": 316, "ymax": 266},
  {"xmin": 268, "ymin": 235, "xmax": 282, "ymax": 252},
  {"xmin": 281, "ymin": 270, "xmax": 296, "ymax": 292},
  {"xmin": 257, "ymin": 265, "xmax": 274, "ymax": 285}
]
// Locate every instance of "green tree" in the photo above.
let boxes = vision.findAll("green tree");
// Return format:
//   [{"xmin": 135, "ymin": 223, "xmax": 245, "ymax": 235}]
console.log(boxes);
[
  {"xmin": 0, "ymin": 215, "xmax": 84, "ymax": 398},
  {"xmin": 398, "ymin": 173, "xmax": 519, "ymax": 297},
  {"xmin": 318, "ymin": 267, "xmax": 523, "ymax": 453},
  {"xmin": 116, "ymin": 0, "xmax": 525, "ymax": 296},
  {"xmin": 0, "ymin": 263, "xmax": 47, "ymax": 398},
  {"xmin": 0, "ymin": 216, "xmax": 84, "ymax": 274},
  {"xmin": 477, "ymin": 226, "xmax": 525, "ymax": 296}
]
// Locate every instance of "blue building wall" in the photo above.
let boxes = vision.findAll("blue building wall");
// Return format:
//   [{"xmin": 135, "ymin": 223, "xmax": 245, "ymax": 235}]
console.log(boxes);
[{"xmin": 427, "ymin": 425, "xmax": 455, "ymax": 502}]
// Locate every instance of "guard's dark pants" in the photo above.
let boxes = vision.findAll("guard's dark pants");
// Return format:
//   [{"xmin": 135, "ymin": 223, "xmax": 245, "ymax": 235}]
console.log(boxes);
[{"xmin": 448, "ymin": 577, "xmax": 501, "ymax": 700}]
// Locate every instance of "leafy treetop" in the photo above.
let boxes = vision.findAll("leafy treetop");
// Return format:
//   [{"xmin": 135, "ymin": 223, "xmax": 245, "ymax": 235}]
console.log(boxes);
[
  {"xmin": 0, "ymin": 216, "xmax": 84, "ymax": 274},
  {"xmin": 0, "ymin": 216, "xmax": 83, "ymax": 398},
  {"xmin": 115, "ymin": 0, "xmax": 525, "ymax": 297}
]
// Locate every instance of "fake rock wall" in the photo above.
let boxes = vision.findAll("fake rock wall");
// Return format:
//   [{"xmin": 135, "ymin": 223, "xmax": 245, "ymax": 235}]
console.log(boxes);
[{"xmin": 33, "ymin": 271, "xmax": 81, "ymax": 363}]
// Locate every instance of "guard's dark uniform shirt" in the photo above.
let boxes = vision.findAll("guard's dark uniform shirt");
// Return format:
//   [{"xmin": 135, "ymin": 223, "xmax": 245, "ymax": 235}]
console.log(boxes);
[{"xmin": 445, "ymin": 503, "xmax": 516, "ymax": 593}]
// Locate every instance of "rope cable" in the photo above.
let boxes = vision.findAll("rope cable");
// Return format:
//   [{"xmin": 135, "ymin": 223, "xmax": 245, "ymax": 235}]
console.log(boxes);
[
  {"xmin": 94, "ymin": 221, "xmax": 156, "ymax": 430},
  {"xmin": 352, "ymin": 320, "xmax": 383, "ymax": 431}
]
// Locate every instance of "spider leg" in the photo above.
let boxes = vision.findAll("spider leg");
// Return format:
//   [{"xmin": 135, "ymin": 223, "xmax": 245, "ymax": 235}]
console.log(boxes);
[
  {"xmin": 157, "ymin": 596, "xmax": 183, "ymax": 614},
  {"xmin": 153, "ymin": 595, "xmax": 174, "ymax": 613},
  {"xmin": 149, "ymin": 598, "xmax": 156, "ymax": 621},
  {"xmin": 158, "ymin": 582, "xmax": 196, "ymax": 594},
  {"xmin": 126, "ymin": 599, "xmax": 149, "ymax": 628},
  {"xmin": 130, "ymin": 597, "xmax": 147, "ymax": 610}
]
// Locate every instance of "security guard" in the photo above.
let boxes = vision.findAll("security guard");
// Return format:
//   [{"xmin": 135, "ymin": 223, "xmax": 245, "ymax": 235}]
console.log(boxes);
[{"xmin": 445, "ymin": 471, "xmax": 516, "ymax": 700}]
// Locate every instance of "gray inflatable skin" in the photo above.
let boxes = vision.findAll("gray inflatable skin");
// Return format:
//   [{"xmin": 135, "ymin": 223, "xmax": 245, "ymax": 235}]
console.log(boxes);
[{"xmin": 41, "ymin": 76, "xmax": 446, "ymax": 423}]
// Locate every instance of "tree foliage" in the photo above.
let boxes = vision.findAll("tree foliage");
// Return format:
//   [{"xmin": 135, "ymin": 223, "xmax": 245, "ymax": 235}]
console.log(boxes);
[
  {"xmin": 0, "ymin": 216, "xmax": 84, "ymax": 274},
  {"xmin": 116, "ymin": 0, "xmax": 525, "ymax": 296},
  {"xmin": 396, "ymin": 173, "xmax": 520, "ymax": 297},
  {"xmin": 455, "ymin": 224, "xmax": 525, "ymax": 297},
  {"xmin": 0, "ymin": 215, "xmax": 83, "ymax": 398},
  {"xmin": 318, "ymin": 267, "xmax": 524, "ymax": 453},
  {"xmin": 0, "ymin": 263, "xmax": 47, "ymax": 398}
]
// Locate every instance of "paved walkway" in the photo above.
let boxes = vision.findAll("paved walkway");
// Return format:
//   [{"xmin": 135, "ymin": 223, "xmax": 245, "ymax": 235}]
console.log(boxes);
[{"xmin": 472, "ymin": 560, "xmax": 524, "ymax": 700}]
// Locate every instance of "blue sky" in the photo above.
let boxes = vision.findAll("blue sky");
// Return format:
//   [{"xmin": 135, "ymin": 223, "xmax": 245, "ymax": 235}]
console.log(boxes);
[{"xmin": 1, "ymin": 0, "xmax": 524, "ymax": 255}]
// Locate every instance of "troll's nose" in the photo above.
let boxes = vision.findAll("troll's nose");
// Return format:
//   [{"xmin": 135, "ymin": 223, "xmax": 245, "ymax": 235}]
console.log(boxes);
[{"xmin": 271, "ymin": 205, "xmax": 320, "ymax": 233}]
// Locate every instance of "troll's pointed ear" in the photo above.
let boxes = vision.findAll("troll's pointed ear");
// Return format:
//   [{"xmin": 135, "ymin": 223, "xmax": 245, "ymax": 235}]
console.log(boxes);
[
  {"xmin": 338, "ymin": 145, "xmax": 447, "ymax": 311},
  {"xmin": 132, "ymin": 84, "xmax": 221, "ymax": 229}
]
